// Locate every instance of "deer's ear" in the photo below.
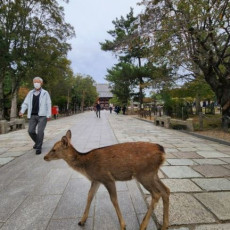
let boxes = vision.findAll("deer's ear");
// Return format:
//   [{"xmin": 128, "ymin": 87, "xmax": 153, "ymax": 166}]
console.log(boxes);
[
  {"xmin": 61, "ymin": 136, "xmax": 69, "ymax": 147},
  {"xmin": 66, "ymin": 130, "xmax": 72, "ymax": 140}
]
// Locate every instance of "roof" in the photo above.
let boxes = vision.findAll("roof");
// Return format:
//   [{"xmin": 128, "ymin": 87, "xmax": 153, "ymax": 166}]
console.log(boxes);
[{"xmin": 95, "ymin": 83, "xmax": 113, "ymax": 98}]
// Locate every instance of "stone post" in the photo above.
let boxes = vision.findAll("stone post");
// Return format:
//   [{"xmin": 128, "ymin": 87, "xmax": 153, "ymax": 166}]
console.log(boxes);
[
  {"xmin": 0, "ymin": 120, "xmax": 8, "ymax": 134},
  {"xmin": 164, "ymin": 116, "xmax": 171, "ymax": 128},
  {"xmin": 186, "ymin": 118, "xmax": 194, "ymax": 131}
]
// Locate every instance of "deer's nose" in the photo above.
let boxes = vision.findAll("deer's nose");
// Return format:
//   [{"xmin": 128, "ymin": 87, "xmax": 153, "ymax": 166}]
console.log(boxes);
[{"xmin": 44, "ymin": 156, "xmax": 49, "ymax": 161}]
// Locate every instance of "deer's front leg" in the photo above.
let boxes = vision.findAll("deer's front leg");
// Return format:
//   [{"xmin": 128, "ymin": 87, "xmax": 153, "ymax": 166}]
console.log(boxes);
[
  {"xmin": 104, "ymin": 181, "xmax": 126, "ymax": 230},
  {"xmin": 78, "ymin": 181, "xmax": 100, "ymax": 226}
]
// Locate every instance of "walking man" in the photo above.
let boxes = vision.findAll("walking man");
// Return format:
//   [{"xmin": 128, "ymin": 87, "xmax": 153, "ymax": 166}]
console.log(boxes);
[
  {"xmin": 19, "ymin": 77, "xmax": 51, "ymax": 155},
  {"xmin": 96, "ymin": 102, "xmax": 101, "ymax": 118},
  {"xmin": 109, "ymin": 104, "xmax": 113, "ymax": 114}
]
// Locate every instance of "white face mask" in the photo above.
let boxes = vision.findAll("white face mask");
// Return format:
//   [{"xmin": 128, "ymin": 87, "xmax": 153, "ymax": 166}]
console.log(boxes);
[{"xmin": 34, "ymin": 82, "xmax": 41, "ymax": 89}]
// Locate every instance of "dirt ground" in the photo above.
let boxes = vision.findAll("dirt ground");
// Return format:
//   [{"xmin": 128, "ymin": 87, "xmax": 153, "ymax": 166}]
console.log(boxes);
[{"xmin": 195, "ymin": 130, "xmax": 230, "ymax": 143}]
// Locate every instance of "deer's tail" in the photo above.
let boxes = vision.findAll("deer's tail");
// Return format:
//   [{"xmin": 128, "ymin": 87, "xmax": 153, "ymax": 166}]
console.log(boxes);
[{"xmin": 156, "ymin": 144, "xmax": 166, "ymax": 167}]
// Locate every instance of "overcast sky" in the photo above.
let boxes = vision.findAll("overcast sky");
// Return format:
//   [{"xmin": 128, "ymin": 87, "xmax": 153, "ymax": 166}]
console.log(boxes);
[{"xmin": 58, "ymin": 0, "xmax": 142, "ymax": 83}]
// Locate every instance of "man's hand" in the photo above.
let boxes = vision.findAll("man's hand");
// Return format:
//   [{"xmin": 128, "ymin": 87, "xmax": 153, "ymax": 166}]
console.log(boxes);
[
  {"xmin": 19, "ymin": 112, "xmax": 23, "ymax": 117},
  {"xmin": 47, "ymin": 117, "xmax": 51, "ymax": 121}
]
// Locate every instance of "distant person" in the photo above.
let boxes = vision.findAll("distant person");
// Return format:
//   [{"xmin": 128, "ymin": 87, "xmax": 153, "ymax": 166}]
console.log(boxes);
[
  {"xmin": 109, "ymin": 106, "xmax": 113, "ymax": 114},
  {"xmin": 115, "ymin": 105, "xmax": 120, "ymax": 115},
  {"xmin": 122, "ymin": 105, "xmax": 126, "ymax": 115},
  {"xmin": 19, "ymin": 77, "xmax": 51, "ymax": 155},
  {"xmin": 96, "ymin": 102, "xmax": 101, "ymax": 118}
]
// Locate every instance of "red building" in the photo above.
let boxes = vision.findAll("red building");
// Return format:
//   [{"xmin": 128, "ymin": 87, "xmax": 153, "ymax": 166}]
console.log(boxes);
[{"xmin": 95, "ymin": 83, "xmax": 113, "ymax": 109}]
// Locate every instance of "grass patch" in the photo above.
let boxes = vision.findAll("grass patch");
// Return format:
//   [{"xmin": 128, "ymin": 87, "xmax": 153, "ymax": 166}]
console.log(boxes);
[{"xmin": 192, "ymin": 114, "xmax": 222, "ymax": 131}]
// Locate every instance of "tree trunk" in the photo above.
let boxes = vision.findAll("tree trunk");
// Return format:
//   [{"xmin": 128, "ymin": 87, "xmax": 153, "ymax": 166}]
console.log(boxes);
[
  {"xmin": 204, "ymin": 70, "xmax": 230, "ymax": 131},
  {"xmin": 0, "ymin": 80, "xmax": 4, "ymax": 120},
  {"xmin": 220, "ymin": 88, "xmax": 230, "ymax": 132},
  {"xmin": 195, "ymin": 93, "xmax": 201, "ymax": 115},
  {"xmin": 138, "ymin": 57, "xmax": 143, "ymax": 109},
  {"xmin": 10, "ymin": 88, "xmax": 18, "ymax": 120},
  {"xmin": 81, "ymin": 90, "xmax": 85, "ymax": 111},
  {"xmin": 139, "ymin": 77, "xmax": 144, "ymax": 108}
]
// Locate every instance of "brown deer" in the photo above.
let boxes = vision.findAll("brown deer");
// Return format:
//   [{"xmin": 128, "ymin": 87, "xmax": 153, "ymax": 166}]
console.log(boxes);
[{"xmin": 44, "ymin": 130, "xmax": 170, "ymax": 230}]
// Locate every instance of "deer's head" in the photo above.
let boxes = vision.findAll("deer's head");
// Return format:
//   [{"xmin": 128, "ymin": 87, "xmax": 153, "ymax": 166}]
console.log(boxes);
[{"xmin": 44, "ymin": 130, "xmax": 72, "ymax": 161}]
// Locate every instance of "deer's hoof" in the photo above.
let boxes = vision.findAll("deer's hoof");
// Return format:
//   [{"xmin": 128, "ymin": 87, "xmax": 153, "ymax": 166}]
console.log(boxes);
[{"xmin": 78, "ymin": 221, "xmax": 85, "ymax": 226}]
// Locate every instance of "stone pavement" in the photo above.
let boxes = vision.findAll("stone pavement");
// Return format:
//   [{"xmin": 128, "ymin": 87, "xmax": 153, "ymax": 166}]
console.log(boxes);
[{"xmin": 0, "ymin": 111, "xmax": 230, "ymax": 230}]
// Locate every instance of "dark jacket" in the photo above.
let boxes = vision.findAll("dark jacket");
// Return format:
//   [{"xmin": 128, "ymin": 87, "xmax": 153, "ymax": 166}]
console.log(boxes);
[{"xmin": 96, "ymin": 103, "xmax": 101, "ymax": 110}]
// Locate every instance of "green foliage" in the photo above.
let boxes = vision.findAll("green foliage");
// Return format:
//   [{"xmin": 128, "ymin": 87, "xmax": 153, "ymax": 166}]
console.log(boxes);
[
  {"xmin": 167, "ymin": 78, "xmax": 215, "ymax": 101},
  {"xmin": 100, "ymin": 8, "xmax": 139, "ymax": 60},
  {"xmin": 101, "ymin": 8, "xmax": 156, "ymax": 105},
  {"xmin": 0, "ymin": 0, "xmax": 75, "ymax": 119},
  {"xmin": 49, "ymin": 73, "xmax": 98, "ymax": 112},
  {"xmin": 138, "ymin": 0, "xmax": 230, "ymax": 120},
  {"xmin": 106, "ymin": 63, "xmax": 136, "ymax": 104},
  {"xmin": 72, "ymin": 74, "xmax": 98, "ymax": 108},
  {"xmin": 180, "ymin": 78, "xmax": 215, "ymax": 100},
  {"xmin": 109, "ymin": 96, "xmax": 122, "ymax": 107},
  {"xmin": 159, "ymin": 87, "xmax": 192, "ymax": 119},
  {"xmin": 100, "ymin": 7, "xmax": 174, "ymax": 107},
  {"xmin": 160, "ymin": 89, "xmax": 174, "ymax": 116},
  {"xmin": 52, "ymin": 96, "xmax": 68, "ymax": 111}
]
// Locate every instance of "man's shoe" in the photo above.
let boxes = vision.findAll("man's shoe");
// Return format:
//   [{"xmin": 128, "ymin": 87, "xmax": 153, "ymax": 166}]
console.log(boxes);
[{"xmin": 36, "ymin": 149, "xmax": 41, "ymax": 155}]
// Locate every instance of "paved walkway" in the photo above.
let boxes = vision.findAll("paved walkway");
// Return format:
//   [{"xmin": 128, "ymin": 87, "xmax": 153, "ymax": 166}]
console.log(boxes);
[{"xmin": 0, "ymin": 111, "xmax": 230, "ymax": 230}]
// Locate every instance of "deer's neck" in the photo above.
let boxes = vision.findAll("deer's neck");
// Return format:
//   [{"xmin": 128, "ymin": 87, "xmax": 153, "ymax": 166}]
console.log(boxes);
[{"xmin": 64, "ymin": 146, "xmax": 89, "ymax": 173}]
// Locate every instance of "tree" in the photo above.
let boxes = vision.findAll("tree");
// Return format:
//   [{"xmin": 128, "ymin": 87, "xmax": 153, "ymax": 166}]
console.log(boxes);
[
  {"xmin": 46, "ymin": 62, "xmax": 75, "ymax": 112},
  {"xmin": 71, "ymin": 75, "xmax": 98, "ymax": 111},
  {"xmin": 100, "ymin": 8, "xmax": 151, "ymax": 106},
  {"xmin": 0, "ymin": 0, "xmax": 75, "ymax": 119},
  {"xmin": 101, "ymin": 8, "xmax": 173, "ymax": 107},
  {"xmin": 0, "ymin": 28, "xmax": 10, "ymax": 119},
  {"xmin": 105, "ymin": 63, "xmax": 136, "ymax": 104},
  {"xmin": 164, "ymin": 78, "xmax": 215, "ymax": 115},
  {"xmin": 138, "ymin": 0, "xmax": 230, "ymax": 129},
  {"xmin": 183, "ymin": 78, "xmax": 215, "ymax": 114}
]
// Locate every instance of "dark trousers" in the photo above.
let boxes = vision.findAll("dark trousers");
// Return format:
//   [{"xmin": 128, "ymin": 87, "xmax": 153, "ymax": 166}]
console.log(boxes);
[
  {"xmin": 96, "ymin": 110, "xmax": 100, "ymax": 118},
  {"xmin": 28, "ymin": 115, "xmax": 47, "ymax": 150}
]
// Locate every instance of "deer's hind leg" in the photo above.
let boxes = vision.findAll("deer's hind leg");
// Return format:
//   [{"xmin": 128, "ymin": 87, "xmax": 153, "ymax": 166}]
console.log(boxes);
[
  {"xmin": 104, "ymin": 180, "xmax": 126, "ymax": 230},
  {"xmin": 137, "ymin": 173, "xmax": 169, "ymax": 230},
  {"xmin": 139, "ymin": 189, "xmax": 161, "ymax": 230},
  {"xmin": 156, "ymin": 178, "xmax": 170, "ymax": 230},
  {"xmin": 79, "ymin": 181, "xmax": 100, "ymax": 226}
]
